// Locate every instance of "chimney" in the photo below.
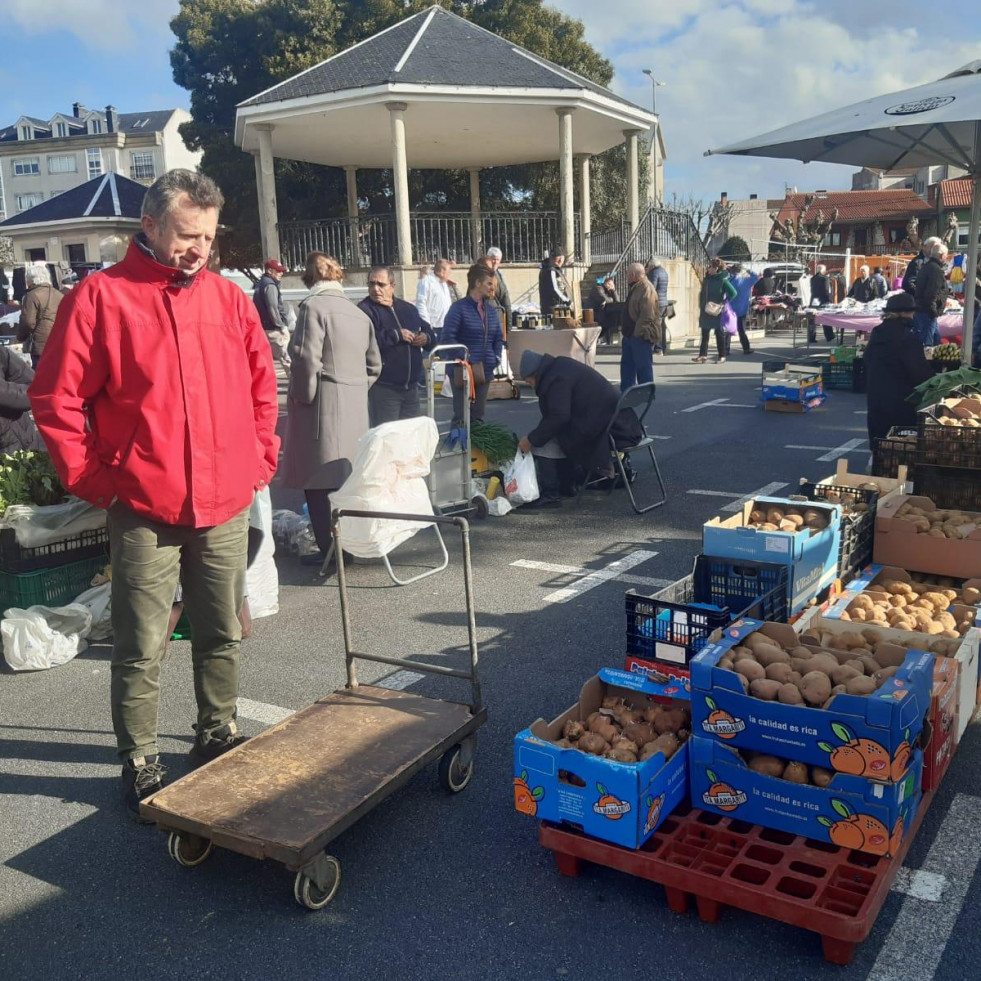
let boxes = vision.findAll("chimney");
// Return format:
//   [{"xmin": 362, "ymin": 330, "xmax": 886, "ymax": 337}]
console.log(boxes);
[
  {"xmin": 105, "ymin": 105, "xmax": 118, "ymax": 133},
  {"xmin": 749, "ymin": 193, "xmax": 758, "ymax": 200},
  {"xmin": 720, "ymin": 192, "xmax": 728, "ymax": 206},
  {"xmin": 72, "ymin": 102, "xmax": 85, "ymax": 118}
]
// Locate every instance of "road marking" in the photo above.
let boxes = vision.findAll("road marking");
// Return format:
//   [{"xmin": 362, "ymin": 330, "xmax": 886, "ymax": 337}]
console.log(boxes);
[
  {"xmin": 817, "ymin": 437, "xmax": 865, "ymax": 462},
  {"xmin": 542, "ymin": 550, "xmax": 658, "ymax": 604},
  {"xmin": 854, "ymin": 409, "xmax": 868, "ymax": 414},
  {"xmin": 511, "ymin": 559, "xmax": 671, "ymax": 592},
  {"xmin": 891, "ymin": 868, "xmax": 947, "ymax": 903},
  {"xmin": 237, "ymin": 698, "xmax": 294, "ymax": 726},
  {"xmin": 682, "ymin": 398, "xmax": 757, "ymax": 412},
  {"xmin": 785, "ymin": 444, "xmax": 868, "ymax": 454},
  {"xmin": 867, "ymin": 794, "xmax": 981, "ymax": 981},
  {"xmin": 687, "ymin": 481, "xmax": 789, "ymax": 513},
  {"xmin": 379, "ymin": 670, "xmax": 425, "ymax": 690}
]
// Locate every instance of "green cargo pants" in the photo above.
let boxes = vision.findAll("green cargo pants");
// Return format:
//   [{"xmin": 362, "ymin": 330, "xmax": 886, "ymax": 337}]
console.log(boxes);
[{"xmin": 108, "ymin": 502, "xmax": 249, "ymax": 762}]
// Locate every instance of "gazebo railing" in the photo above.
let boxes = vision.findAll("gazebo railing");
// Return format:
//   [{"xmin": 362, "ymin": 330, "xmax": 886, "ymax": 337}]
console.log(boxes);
[
  {"xmin": 605, "ymin": 205, "xmax": 711, "ymax": 283},
  {"xmin": 279, "ymin": 211, "xmax": 582, "ymax": 269},
  {"xmin": 590, "ymin": 219, "xmax": 630, "ymax": 264}
]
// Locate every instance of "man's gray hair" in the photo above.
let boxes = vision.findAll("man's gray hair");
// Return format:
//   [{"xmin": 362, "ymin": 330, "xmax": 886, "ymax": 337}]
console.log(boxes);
[
  {"xmin": 928, "ymin": 239, "xmax": 948, "ymax": 258},
  {"xmin": 25, "ymin": 263, "xmax": 51, "ymax": 287},
  {"xmin": 142, "ymin": 169, "xmax": 225, "ymax": 223},
  {"xmin": 816, "ymin": 264, "xmax": 827, "ymax": 274},
  {"xmin": 369, "ymin": 264, "xmax": 396, "ymax": 284},
  {"xmin": 647, "ymin": 257, "xmax": 662, "ymax": 268},
  {"xmin": 628, "ymin": 261, "xmax": 646, "ymax": 279},
  {"xmin": 485, "ymin": 247, "xmax": 503, "ymax": 260}
]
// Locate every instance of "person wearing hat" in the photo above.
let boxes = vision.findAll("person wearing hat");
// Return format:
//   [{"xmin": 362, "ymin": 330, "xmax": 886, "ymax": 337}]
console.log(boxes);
[
  {"xmin": 516, "ymin": 350, "xmax": 624, "ymax": 508},
  {"xmin": 863, "ymin": 292, "xmax": 932, "ymax": 444},
  {"xmin": 538, "ymin": 247, "xmax": 571, "ymax": 317},
  {"xmin": 483, "ymin": 247, "xmax": 512, "ymax": 328},
  {"xmin": 253, "ymin": 258, "xmax": 291, "ymax": 368}
]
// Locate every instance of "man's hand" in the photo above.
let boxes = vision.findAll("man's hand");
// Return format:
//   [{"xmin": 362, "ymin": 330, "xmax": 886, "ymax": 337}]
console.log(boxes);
[
  {"xmin": 518, "ymin": 436, "xmax": 532, "ymax": 454},
  {"xmin": 411, "ymin": 332, "xmax": 427, "ymax": 347},
  {"xmin": 400, "ymin": 328, "xmax": 416, "ymax": 344}
]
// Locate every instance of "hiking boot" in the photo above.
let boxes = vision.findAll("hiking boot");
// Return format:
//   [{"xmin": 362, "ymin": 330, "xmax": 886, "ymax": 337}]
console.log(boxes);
[
  {"xmin": 188, "ymin": 722, "xmax": 249, "ymax": 770},
  {"xmin": 121, "ymin": 755, "xmax": 167, "ymax": 823}
]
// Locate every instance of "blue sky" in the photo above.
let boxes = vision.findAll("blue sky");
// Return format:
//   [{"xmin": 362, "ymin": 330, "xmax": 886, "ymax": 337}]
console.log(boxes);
[{"xmin": 5, "ymin": 1, "xmax": 980, "ymax": 207}]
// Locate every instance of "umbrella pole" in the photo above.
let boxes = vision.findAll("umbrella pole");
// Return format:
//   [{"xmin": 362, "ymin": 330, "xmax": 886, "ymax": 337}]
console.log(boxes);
[{"xmin": 963, "ymin": 167, "xmax": 980, "ymax": 366}]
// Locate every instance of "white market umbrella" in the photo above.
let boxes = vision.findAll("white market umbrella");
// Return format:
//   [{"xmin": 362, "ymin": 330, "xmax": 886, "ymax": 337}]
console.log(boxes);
[{"xmin": 706, "ymin": 60, "xmax": 981, "ymax": 362}]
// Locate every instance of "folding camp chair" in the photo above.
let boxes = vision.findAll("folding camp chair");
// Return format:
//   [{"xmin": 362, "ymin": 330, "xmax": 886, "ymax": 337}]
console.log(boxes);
[{"xmin": 577, "ymin": 382, "xmax": 667, "ymax": 514}]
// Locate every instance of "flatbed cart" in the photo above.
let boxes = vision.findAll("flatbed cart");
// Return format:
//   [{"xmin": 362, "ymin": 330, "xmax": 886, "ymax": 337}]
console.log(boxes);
[{"xmin": 140, "ymin": 511, "xmax": 487, "ymax": 910}]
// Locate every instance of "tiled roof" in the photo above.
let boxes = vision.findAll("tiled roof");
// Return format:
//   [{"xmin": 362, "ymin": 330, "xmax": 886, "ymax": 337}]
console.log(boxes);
[
  {"xmin": 776, "ymin": 189, "xmax": 934, "ymax": 224},
  {"xmin": 0, "ymin": 172, "xmax": 145, "ymax": 228},
  {"xmin": 939, "ymin": 178, "xmax": 975, "ymax": 210},
  {"xmin": 118, "ymin": 110, "xmax": 177, "ymax": 134},
  {"xmin": 240, "ymin": 5, "xmax": 635, "ymax": 110},
  {"xmin": 0, "ymin": 108, "xmax": 177, "ymax": 143}
]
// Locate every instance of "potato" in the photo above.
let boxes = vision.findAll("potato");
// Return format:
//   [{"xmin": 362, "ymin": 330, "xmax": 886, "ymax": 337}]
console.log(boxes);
[
  {"xmin": 779, "ymin": 519, "xmax": 799, "ymax": 533},
  {"xmin": 585, "ymin": 711, "xmax": 604, "ymax": 730},
  {"xmin": 647, "ymin": 732, "xmax": 680, "ymax": 761},
  {"xmin": 765, "ymin": 662, "xmax": 797, "ymax": 684},
  {"xmin": 783, "ymin": 513, "xmax": 804, "ymax": 528},
  {"xmin": 606, "ymin": 747, "xmax": 638, "ymax": 764},
  {"xmin": 577, "ymin": 733, "xmax": 608, "ymax": 755},
  {"xmin": 789, "ymin": 646, "xmax": 815, "ymax": 660},
  {"xmin": 811, "ymin": 767, "xmax": 833, "ymax": 788},
  {"xmin": 830, "ymin": 664, "xmax": 861, "ymax": 686},
  {"xmin": 766, "ymin": 507, "xmax": 785, "ymax": 524},
  {"xmin": 563, "ymin": 720, "xmax": 585, "ymax": 741},
  {"xmin": 643, "ymin": 705, "xmax": 664, "ymax": 726},
  {"xmin": 777, "ymin": 683, "xmax": 803, "ymax": 705},
  {"xmin": 759, "ymin": 522, "xmax": 779, "ymax": 531},
  {"xmin": 553, "ymin": 738, "xmax": 574, "ymax": 748},
  {"xmin": 717, "ymin": 656, "xmax": 735, "ymax": 672},
  {"xmin": 654, "ymin": 708, "xmax": 688, "ymax": 735},
  {"xmin": 803, "ymin": 653, "xmax": 840, "ymax": 676},
  {"xmin": 593, "ymin": 722, "xmax": 619, "ymax": 744},
  {"xmin": 874, "ymin": 665, "xmax": 900, "ymax": 686},
  {"xmin": 749, "ymin": 678, "xmax": 783, "ymax": 701},
  {"xmin": 845, "ymin": 675, "xmax": 877, "ymax": 696},
  {"xmin": 846, "ymin": 658, "xmax": 869, "ymax": 675},
  {"xmin": 749, "ymin": 754, "xmax": 785, "ymax": 778},
  {"xmin": 735, "ymin": 659, "xmax": 766, "ymax": 682},
  {"xmin": 963, "ymin": 586, "xmax": 980, "ymax": 606},
  {"xmin": 753, "ymin": 644, "xmax": 792, "ymax": 667},
  {"xmin": 611, "ymin": 736, "xmax": 639, "ymax": 755},
  {"xmin": 623, "ymin": 722, "xmax": 655, "ymax": 746},
  {"xmin": 749, "ymin": 508, "xmax": 767, "ymax": 523},
  {"xmin": 783, "ymin": 761, "xmax": 808, "ymax": 785},
  {"xmin": 601, "ymin": 695, "xmax": 622, "ymax": 710},
  {"xmin": 799, "ymin": 671, "xmax": 832, "ymax": 706},
  {"xmin": 822, "ymin": 684, "xmax": 847, "ymax": 710}
]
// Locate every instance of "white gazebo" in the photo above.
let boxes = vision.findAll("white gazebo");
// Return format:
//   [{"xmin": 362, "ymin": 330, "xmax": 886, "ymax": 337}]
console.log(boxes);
[{"xmin": 234, "ymin": 4, "xmax": 654, "ymax": 282}]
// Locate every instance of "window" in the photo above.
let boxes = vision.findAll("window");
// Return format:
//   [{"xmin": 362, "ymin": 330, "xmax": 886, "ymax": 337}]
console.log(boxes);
[
  {"xmin": 87, "ymin": 148, "xmax": 103, "ymax": 179},
  {"xmin": 26, "ymin": 247, "xmax": 46, "ymax": 262},
  {"xmin": 12, "ymin": 157, "xmax": 40, "ymax": 176},
  {"xmin": 888, "ymin": 227, "xmax": 905, "ymax": 244},
  {"xmin": 18, "ymin": 125, "xmax": 33, "ymax": 141},
  {"xmin": 826, "ymin": 230, "xmax": 843, "ymax": 247},
  {"xmin": 47, "ymin": 154, "xmax": 77, "ymax": 174},
  {"xmin": 65, "ymin": 243, "xmax": 87, "ymax": 264},
  {"xmin": 130, "ymin": 152, "xmax": 155, "ymax": 181},
  {"xmin": 853, "ymin": 228, "xmax": 868, "ymax": 251},
  {"xmin": 16, "ymin": 192, "xmax": 43, "ymax": 211},
  {"xmin": 957, "ymin": 224, "xmax": 981, "ymax": 248},
  {"xmin": 89, "ymin": 118, "xmax": 103, "ymax": 134},
  {"xmin": 55, "ymin": 122, "xmax": 69, "ymax": 138}
]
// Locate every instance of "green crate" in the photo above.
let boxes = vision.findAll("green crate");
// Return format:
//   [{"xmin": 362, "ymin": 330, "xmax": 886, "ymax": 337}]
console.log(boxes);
[{"xmin": 0, "ymin": 554, "xmax": 108, "ymax": 612}]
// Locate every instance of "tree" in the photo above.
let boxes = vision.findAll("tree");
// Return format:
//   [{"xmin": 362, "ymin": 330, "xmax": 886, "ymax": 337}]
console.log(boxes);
[
  {"xmin": 169, "ymin": 0, "xmax": 624, "ymax": 270},
  {"xmin": 717, "ymin": 236, "xmax": 750, "ymax": 262},
  {"xmin": 664, "ymin": 193, "xmax": 734, "ymax": 249}
]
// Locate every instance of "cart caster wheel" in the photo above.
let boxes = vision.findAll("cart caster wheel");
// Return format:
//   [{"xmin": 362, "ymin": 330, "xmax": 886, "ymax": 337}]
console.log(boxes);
[
  {"xmin": 167, "ymin": 832, "xmax": 213, "ymax": 868},
  {"xmin": 294, "ymin": 855, "xmax": 341, "ymax": 910},
  {"xmin": 439, "ymin": 745, "xmax": 474, "ymax": 793},
  {"xmin": 470, "ymin": 495, "xmax": 488, "ymax": 520}
]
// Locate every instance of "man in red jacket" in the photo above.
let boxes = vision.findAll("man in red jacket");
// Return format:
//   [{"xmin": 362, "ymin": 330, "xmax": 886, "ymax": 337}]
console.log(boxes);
[{"xmin": 29, "ymin": 169, "xmax": 280, "ymax": 820}]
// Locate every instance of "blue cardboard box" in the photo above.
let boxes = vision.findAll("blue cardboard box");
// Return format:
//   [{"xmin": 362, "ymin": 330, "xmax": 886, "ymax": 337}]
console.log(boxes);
[
  {"xmin": 513, "ymin": 668, "xmax": 689, "ymax": 849},
  {"xmin": 702, "ymin": 497, "xmax": 842, "ymax": 614},
  {"xmin": 690, "ymin": 619, "xmax": 933, "ymax": 781},
  {"xmin": 761, "ymin": 364, "xmax": 823, "ymax": 404},
  {"xmin": 689, "ymin": 736, "xmax": 922, "ymax": 858}
]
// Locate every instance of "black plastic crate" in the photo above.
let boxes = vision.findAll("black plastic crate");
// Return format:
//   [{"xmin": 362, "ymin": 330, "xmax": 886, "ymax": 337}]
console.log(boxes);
[
  {"xmin": 872, "ymin": 427, "xmax": 918, "ymax": 481},
  {"xmin": 625, "ymin": 556, "xmax": 789, "ymax": 668},
  {"xmin": 913, "ymin": 464, "xmax": 981, "ymax": 511},
  {"xmin": 822, "ymin": 359, "xmax": 854, "ymax": 391},
  {"xmin": 798, "ymin": 479, "xmax": 878, "ymax": 581},
  {"xmin": 917, "ymin": 405, "xmax": 981, "ymax": 470},
  {"xmin": 0, "ymin": 525, "xmax": 110, "ymax": 574},
  {"xmin": 852, "ymin": 357, "xmax": 866, "ymax": 394}
]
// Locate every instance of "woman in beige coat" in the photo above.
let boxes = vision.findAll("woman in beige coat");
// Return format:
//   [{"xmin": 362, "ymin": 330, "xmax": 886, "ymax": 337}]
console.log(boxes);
[{"xmin": 281, "ymin": 253, "xmax": 381, "ymax": 563}]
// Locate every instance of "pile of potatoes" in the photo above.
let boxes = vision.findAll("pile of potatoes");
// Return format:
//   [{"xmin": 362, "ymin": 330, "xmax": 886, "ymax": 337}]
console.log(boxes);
[
  {"xmin": 741, "ymin": 751, "xmax": 833, "ymax": 787},
  {"xmin": 907, "ymin": 573, "xmax": 981, "ymax": 610},
  {"xmin": 745, "ymin": 502, "xmax": 830, "ymax": 534},
  {"xmin": 936, "ymin": 404, "xmax": 981, "ymax": 427},
  {"xmin": 837, "ymin": 578, "xmax": 975, "ymax": 641},
  {"xmin": 555, "ymin": 696, "xmax": 691, "ymax": 764},
  {"xmin": 893, "ymin": 502, "xmax": 980, "ymax": 539},
  {"xmin": 813, "ymin": 483, "xmax": 880, "ymax": 514},
  {"xmin": 718, "ymin": 630, "xmax": 902, "ymax": 708},
  {"xmin": 802, "ymin": 624, "xmax": 959, "ymax": 659}
]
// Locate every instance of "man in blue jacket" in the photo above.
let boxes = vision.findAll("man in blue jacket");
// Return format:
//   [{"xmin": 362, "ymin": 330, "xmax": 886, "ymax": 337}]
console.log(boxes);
[{"xmin": 359, "ymin": 266, "xmax": 435, "ymax": 425}]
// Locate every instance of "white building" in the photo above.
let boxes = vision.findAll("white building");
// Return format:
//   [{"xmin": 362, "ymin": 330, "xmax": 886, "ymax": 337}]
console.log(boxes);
[{"xmin": 0, "ymin": 103, "xmax": 200, "ymax": 219}]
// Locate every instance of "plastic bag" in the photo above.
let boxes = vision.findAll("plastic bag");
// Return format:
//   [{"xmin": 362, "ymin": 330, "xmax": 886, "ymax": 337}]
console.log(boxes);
[
  {"xmin": 504, "ymin": 452, "xmax": 539, "ymax": 505},
  {"xmin": 246, "ymin": 488, "xmax": 279, "ymax": 619},
  {"xmin": 73, "ymin": 582, "xmax": 112, "ymax": 641},
  {"xmin": 487, "ymin": 496, "xmax": 513, "ymax": 517},
  {"xmin": 0, "ymin": 498, "xmax": 107, "ymax": 547},
  {"xmin": 271, "ymin": 509, "xmax": 319, "ymax": 556},
  {"xmin": 721, "ymin": 302, "xmax": 738, "ymax": 335},
  {"xmin": 1, "ymin": 602, "xmax": 93, "ymax": 671}
]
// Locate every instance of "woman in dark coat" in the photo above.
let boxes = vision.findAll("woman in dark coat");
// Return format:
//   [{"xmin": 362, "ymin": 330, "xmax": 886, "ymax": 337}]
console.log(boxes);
[
  {"xmin": 693, "ymin": 258, "xmax": 737, "ymax": 364},
  {"xmin": 863, "ymin": 293, "xmax": 932, "ymax": 444},
  {"xmin": 281, "ymin": 252, "xmax": 381, "ymax": 563},
  {"xmin": 1, "ymin": 346, "xmax": 45, "ymax": 452}
]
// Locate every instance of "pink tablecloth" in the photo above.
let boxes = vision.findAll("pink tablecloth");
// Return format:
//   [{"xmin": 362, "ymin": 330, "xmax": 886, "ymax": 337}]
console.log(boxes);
[{"xmin": 813, "ymin": 310, "xmax": 963, "ymax": 338}]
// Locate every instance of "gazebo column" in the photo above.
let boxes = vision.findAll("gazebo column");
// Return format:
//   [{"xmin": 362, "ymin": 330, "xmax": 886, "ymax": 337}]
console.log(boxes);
[
  {"xmin": 251, "ymin": 151, "xmax": 268, "ymax": 261},
  {"xmin": 255, "ymin": 124, "xmax": 280, "ymax": 262},
  {"xmin": 387, "ymin": 102, "xmax": 413, "ymax": 266},
  {"xmin": 344, "ymin": 165, "xmax": 361, "ymax": 268},
  {"xmin": 625, "ymin": 129, "xmax": 641, "ymax": 234},
  {"xmin": 469, "ymin": 168, "xmax": 482, "ymax": 260},
  {"xmin": 557, "ymin": 108, "xmax": 575, "ymax": 258},
  {"xmin": 577, "ymin": 154, "xmax": 592, "ymax": 266}
]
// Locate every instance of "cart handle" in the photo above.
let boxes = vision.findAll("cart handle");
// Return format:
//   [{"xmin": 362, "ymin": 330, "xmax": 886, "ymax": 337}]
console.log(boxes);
[
  {"xmin": 330, "ymin": 508, "xmax": 482, "ymax": 714},
  {"xmin": 428, "ymin": 343, "xmax": 470, "ymax": 362}
]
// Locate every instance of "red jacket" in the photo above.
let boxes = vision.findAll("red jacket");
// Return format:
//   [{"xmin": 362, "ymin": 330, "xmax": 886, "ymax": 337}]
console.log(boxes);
[{"xmin": 29, "ymin": 240, "xmax": 280, "ymax": 527}]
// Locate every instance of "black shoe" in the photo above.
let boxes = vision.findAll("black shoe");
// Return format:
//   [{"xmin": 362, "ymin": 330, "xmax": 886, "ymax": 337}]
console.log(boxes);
[
  {"xmin": 743, "ymin": 348, "xmax": 753, "ymax": 355},
  {"xmin": 188, "ymin": 722, "xmax": 249, "ymax": 770},
  {"xmin": 521, "ymin": 496, "xmax": 562, "ymax": 510},
  {"xmin": 122, "ymin": 755, "xmax": 167, "ymax": 823}
]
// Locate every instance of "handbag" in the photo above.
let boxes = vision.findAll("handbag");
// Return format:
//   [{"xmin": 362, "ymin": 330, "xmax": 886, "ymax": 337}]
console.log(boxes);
[{"xmin": 703, "ymin": 300, "xmax": 724, "ymax": 317}]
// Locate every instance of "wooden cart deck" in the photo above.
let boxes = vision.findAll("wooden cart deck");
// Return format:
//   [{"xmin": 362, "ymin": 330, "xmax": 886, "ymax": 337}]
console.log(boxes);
[{"xmin": 141, "ymin": 685, "xmax": 485, "ymax": 868}]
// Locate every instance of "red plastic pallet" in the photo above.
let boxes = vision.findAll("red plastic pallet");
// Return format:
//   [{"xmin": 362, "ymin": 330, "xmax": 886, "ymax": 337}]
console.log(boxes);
[{"xmin": 539, "ymin": 792, "xmax": 933, "ymax": 965}]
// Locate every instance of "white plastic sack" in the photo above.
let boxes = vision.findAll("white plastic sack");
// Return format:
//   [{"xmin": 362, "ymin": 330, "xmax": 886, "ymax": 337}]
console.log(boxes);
[
  {"xmin": 72, "ymin": 582, "xmax": 112, "ymax": 641},
  {"xmin": 487, "ymin": 495, "xmax": 513, "ymax": 517},
  {"xmin": 504, "ymin": 452, "xmax": 540, "ymax": 506},
  {"xmin": 331, "ymin": 417, "xmax": 438, "ymax": 558},
  {"xmin": 1, "ymin": 498, "xmax": 107, "ymax": 548},
  {"xmin": 271, "ymin": 509, "xmax": 318, "ymax": 556},
  {"xmin": 246, "ymin": 488, "xmax": 279, "ymax": 619},
  {"xmin": 431, "ymin": 361, "xmax": 454, "ymax": 398},
  {"xmin": 2, "ymin": 602, "xmax": 93, "ymax": 671}
]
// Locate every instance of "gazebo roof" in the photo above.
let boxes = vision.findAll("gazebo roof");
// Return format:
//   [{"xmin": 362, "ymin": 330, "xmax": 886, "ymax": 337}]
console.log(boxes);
[
  {"xmin": 235, "ymin": 5, "xmax": 653, "ymax": 169},
  {"xmin": 0, "ymin": 172, "xmax": 144, "ymax": 229}
]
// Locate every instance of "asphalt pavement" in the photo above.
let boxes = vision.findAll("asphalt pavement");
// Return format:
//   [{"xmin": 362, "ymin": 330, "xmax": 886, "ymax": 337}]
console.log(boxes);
[{"xmin": 2, "ymin": 338, "xmax": 978, "ymax": 981}]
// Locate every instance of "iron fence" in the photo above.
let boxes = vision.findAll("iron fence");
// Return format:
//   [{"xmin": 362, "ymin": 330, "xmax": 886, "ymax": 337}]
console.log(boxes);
[{"xmin": 605, "ymin": 206, "xmax": 711, "ymax": 282}]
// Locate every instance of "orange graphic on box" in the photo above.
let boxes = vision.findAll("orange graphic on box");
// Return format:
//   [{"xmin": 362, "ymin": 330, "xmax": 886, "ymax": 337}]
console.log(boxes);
[
  {"xmin": 700, "ymin": 697, "xmax": 745, "ymax": 740},
  {"xmin": 592, "ymin": 783, "xmax": 631, "ymax": 820},
  {"xmin": 818, "ymin": 723, "xmax": 911, "ymax": 782},
  {"xmin": 817, "ymin": 800, "xmax": 896, "ymax": 856},
  {"xmin": 514, "ymin": 770, "xmax": 544, "ymax": 816},
  {"xmin": 701, "ymin": 769, "xmax": 747, "ymax": 811},
  {"xmin": 644, "ymin": 793, "xmax": 666, "ymax": 834}
]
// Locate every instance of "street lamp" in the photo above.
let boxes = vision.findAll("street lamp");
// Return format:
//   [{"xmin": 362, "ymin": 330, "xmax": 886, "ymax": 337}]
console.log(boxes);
[{"xmin": 643, "ymin": 70, "xmax": 666, "ymax": 204}]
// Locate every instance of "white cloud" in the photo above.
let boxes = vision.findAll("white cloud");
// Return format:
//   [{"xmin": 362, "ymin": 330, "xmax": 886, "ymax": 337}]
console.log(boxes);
[{"xmin": 561, "ymin": 0, "xmax": 981, "ymax": 201}]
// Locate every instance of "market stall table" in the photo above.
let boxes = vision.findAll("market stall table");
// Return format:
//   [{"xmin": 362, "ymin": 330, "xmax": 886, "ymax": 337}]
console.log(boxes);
[
  {"xmin": 813, "ymin": 310, "xmax": 963, "ymax": 346},
  {"xmin": 506, "ymin": 325, "xmax": 602, "ymax": 372}
]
